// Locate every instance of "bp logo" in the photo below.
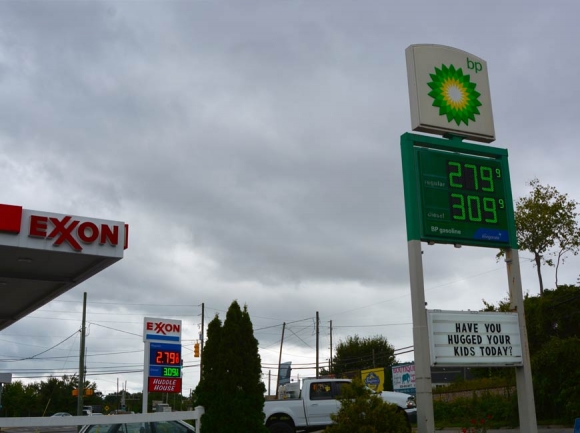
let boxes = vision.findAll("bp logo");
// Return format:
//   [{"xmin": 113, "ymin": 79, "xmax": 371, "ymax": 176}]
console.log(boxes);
[{"xmin": 427, "ymin": 63, "xmax": 482, "ymax": 126}]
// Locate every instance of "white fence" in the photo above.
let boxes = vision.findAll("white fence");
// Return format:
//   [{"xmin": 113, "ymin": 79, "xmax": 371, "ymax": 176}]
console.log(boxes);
[{"xmin": 0, "ymin": 408, "xmax": 205, "ymax": 430}]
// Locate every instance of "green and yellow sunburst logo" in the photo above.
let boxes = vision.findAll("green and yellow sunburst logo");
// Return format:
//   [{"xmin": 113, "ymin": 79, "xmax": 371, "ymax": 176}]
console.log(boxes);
[{"xmin": 427, "ymin": 64, "xmax": 482, "ymax": 126}]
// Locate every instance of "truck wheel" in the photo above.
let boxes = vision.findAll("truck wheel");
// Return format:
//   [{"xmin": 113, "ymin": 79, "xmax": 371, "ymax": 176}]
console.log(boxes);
[{"xmin": 268, "ymin": 421, "xmax": 294, "ymax": 433}]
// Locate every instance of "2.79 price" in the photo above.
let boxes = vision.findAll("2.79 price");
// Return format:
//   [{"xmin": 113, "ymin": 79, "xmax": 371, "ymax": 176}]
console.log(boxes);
[
  {"xmin": 447, "ymin": 160, "xmax": 505, "ymax": 224},
  {"xmin": 448, "ymin": 161, "xmax": 501, "ymax": 192},
  {"xmin": 155, "ymin": 351, "xmax": 180, "ymax": 365}
]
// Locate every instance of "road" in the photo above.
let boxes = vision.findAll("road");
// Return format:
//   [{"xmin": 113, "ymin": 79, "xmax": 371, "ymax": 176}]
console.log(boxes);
[
  {"xmin": 310, "ymin": 428, "xmax": 574, "ymax": 433},
  {"xmin": 435, "ymin": 428, "xmax": 573, "ymax": 433},
  {"xmin": 0, "ymin": 429, "xmax": 75, "ymax": 433}
]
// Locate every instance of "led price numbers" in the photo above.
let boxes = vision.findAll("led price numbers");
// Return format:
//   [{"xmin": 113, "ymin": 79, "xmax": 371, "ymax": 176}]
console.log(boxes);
[
  {"xmin": 416, "ymin": 148, "xmax": 512, "ymax": 247},
  {"xmin": 149, "ymin": 343, "xmax": 181, "ymax": 366},
  {"xmin": 447, "ymin": 161, "xmax": 505, "ymax": 223},
  {"xmin": 163, "ymin": 367, "xmax": 181, "ymax": 377},
  {"xmin": 155, "ymin": 351, "xmax": 180, "ymax": 365},
  {"xmin": 148, "ymin": 365, "xmax": 182, "ymax": 378}
]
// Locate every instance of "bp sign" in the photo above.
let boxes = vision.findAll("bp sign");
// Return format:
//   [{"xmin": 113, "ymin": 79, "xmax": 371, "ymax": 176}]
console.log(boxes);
[{"xmin": 406, "ymin": 44, "xmax": 495, "ymax": 143}]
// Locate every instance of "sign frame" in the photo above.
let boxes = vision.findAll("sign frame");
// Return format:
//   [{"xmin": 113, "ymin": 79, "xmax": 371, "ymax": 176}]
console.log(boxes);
[
  {"xmin": 401, "ymin": 132, "xmax": 517, "ymax": 249},
  {"xmin": 427, "ymin": 310, "xmax": 523, "ymax": 367},
  {"xmin": 406, "ymin": 44, "xmax": 496, "ymax": 143}
]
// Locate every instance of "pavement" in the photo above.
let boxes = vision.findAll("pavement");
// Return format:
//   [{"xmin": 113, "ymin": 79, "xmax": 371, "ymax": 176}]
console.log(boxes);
[
  {"xmin": 311, "ymin": 429, "xmax": 573, "ymax": 433},
  {"xmin": 429, "ymin": 428, "xmax": 572, "ymax": 433}
]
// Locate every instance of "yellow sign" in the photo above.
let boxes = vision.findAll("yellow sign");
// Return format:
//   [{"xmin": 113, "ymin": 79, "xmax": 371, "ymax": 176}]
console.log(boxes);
[{"xmin": 361, "ymin": 368, "xmax": 385, "ymax": 392}]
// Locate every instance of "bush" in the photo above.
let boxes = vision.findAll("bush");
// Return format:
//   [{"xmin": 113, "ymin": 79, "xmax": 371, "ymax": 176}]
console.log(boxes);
[
  {"xmin": 532, "ymin": 337, "xmax": 580, "ymax": 423},
  {"xmin": 325, "ymin": 378, "xmax": 410, "ymax": 433},
  {"xmin": 433, "ymin": 392, "xmax": 519, "ymax": 429}
]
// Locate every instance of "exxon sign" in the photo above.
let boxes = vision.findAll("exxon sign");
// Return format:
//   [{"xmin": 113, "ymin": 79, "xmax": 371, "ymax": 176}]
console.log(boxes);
[{"xmin": 143, "ymin": 317, "xmax": 182, "ymax": 343}]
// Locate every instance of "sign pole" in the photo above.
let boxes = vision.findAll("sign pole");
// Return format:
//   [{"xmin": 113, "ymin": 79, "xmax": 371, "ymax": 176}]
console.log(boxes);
[
  {"xmin": 142, "ymin": 342, "xmax": 149, "ymax": 414},
  {"xmin": 408, "ymin": 240, "xmax": 435, "ymax": 433},
  {"xmin": 506, "ymin": 249, "xmax": 538, "ymax": 432}
]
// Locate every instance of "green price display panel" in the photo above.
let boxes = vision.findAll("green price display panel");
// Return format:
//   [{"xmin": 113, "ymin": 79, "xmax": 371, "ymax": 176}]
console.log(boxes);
[
  {"xmin": 416, "ymin": 148, "xmax": 511, "ymax": 247},
  {"xmin": 149, "ymin": 365, "xmax": 181, "ymax": 378}
]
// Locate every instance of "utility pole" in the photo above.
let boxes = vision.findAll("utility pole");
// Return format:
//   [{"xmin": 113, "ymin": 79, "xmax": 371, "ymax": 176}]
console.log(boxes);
[
  {"xmin": 77, "ymin": 292, "xmax": 87, "ymax": 417},
  {"xmin": 329, "ymin": 320, "xmax": 333, "ymax": 375},
  {"xmin": 200, "ymin": 303, "xmax": 205, "ymax": 379},
  {"xmin": 276, "ymin": 322, "xmax": 285, "ymax": 397},
  {"xmin": 315, "ymin": 312, "xmax": 319, "ymax": 378}
]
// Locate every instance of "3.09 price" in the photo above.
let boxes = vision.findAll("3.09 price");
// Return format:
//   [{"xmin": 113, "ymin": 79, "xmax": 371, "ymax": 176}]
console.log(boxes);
[{"xmin": 450, "ymin": 194, "xmax": 505, "ymax": 223}]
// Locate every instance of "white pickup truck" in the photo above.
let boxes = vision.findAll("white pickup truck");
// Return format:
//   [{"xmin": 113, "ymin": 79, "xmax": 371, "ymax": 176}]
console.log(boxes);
[{"xmin": 264, "ymin": 378, "xmax": 416, "ymax": 433}]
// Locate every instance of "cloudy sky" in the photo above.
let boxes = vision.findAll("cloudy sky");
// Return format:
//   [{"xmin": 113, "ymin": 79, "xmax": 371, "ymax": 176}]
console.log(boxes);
[{"xmin": 1, "ymin": 0, "xmax": 579, "ymax": 400}]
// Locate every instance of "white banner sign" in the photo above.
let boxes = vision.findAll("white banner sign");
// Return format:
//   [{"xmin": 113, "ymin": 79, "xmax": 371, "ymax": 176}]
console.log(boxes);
[
  {"xmin": 392, "ymin": 364, "xmax": 416, "ymax": 392},
  {"xmin": 427, "ymin": 310, "xmax": 523, "ymax": 366}
]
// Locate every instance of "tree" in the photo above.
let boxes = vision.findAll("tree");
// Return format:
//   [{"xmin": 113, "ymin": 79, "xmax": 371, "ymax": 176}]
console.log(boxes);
[
  {"xmin": 331, "ymin": 335, "xmax": 396, "ymax": 388},
  {"xmin": 481, "ymin": 285, "xmax": 580, "ymax": 422},
  {"xmin": 512, "ymin": 178, "xmax": 580, "ymax": 294},
  {"xmin": 0, "ymin": 375, "xmax": 103, "ymax": 417},
  {"xmin": 532, "ymin": 337, "xmax": 580, "ymax": 421},
  {"xmin": 326, "ymin": 378, "xmax": 410, "ymax": 433},
  {"xmin": 195, "ymin": 301, "xmax": 267, "ymax": 433}
]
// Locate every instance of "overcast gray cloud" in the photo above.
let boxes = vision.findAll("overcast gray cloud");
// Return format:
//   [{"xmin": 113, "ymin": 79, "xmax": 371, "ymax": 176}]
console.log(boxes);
[{"xmin": 1, "ymin": 0, "xmax": 580, "ymax": 397}]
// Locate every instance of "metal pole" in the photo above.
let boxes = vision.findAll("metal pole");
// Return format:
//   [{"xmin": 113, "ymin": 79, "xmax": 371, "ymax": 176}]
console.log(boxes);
[
  {"xmin": 315, "ymin": 312, "xmax": 319, "ymax": 378},
  {"xmin": 506, "ymin": 249, "xmax": 538, "ymax": 432},
  {"xmin": 199, "ymin": 303, "xmax": 205, "ymax": 379},
  {"xmin": 142, "ymin": 342, "xmax": 149, "ymax": 414},
  {"xmin": 329, "ymin": 320, "xmax": 333, "ymax": 375},
  {"xmin": 408, "ymin": 240, "xmax": 435, "ymax": 433},
  {"xmin": 77, "ymin": 292, "xmax": 87, "ymax": 417}
]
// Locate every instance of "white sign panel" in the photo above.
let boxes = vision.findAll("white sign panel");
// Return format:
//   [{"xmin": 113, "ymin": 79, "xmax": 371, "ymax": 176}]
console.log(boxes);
[
  {"xmin": 406, "ymin": 44, "xmax": 495, "ymax": 143},
  {"xmin": 143, "ymin": 317, "xmax": 182, "ymax": 343},
  {"xmin": 427, "ymin": 310, "xmax": 523, "ymax": 366},
  {"xmin": 392, "ymin": 364, "xmax": 415, "ymax": 393}
]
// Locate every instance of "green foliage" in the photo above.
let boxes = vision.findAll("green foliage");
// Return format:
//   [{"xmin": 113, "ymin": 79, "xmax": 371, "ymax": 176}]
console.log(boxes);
[
  {"xmin": 480, "ymin": 285, "xmax": 580, "ymax": 423},
  {"xmin": 0, "ymin": 375, "xmax": 101, "ymax": 417},
  {"xmin": 432, "ymin": 376, "xmax": 514, "ymax": 394},
  {"xmin": 510, "ymin": 178, "xmax": 580, "ymax": 294},
  {"xmin": 532, "ymin": 336, "xmax": 580, "ymax": 422},
  {"xmin": 433, "ymin": 392, "xmax": 519, "ymax": 429},
  {"xmin": 325, "ymin": 378, "xmax": 410, "ymax": 433},
  {"xmin": 521, "ymin": 285, "xmax": 580, "ymax": 354},
  {"xmin": 332, "ymin": 335, "xmax": 396, "ymax": 388},
  {"xmin": 195, "ymin": 301, "xmax": 268, "ymax": 433}
]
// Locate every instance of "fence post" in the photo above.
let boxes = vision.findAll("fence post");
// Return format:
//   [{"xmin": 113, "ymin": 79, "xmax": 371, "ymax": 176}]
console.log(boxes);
[{"xmin": 194, "ymin": 406, "xmax": 205, "ymax": 432}]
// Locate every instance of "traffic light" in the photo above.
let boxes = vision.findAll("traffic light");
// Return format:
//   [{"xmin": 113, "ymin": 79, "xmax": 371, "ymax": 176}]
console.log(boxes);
[{"xmin": 194, "ymin": 342, "xmax": 200, "ymax": 357}]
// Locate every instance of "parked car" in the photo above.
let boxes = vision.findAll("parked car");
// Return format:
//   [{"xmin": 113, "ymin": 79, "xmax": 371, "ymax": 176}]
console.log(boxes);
[
  {"xmin": 51, "ymin": 412, "xmax": 72, "ymax": 417},
  {"xmin": 79, "ymin": 419, "xmax": 195, "ymax": 433}
]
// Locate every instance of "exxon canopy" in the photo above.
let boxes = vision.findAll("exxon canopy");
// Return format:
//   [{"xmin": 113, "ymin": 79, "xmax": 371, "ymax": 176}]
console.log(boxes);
[{"xmin": 0, "ymin": 203, "xmax": 128, "ymax": 331}]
